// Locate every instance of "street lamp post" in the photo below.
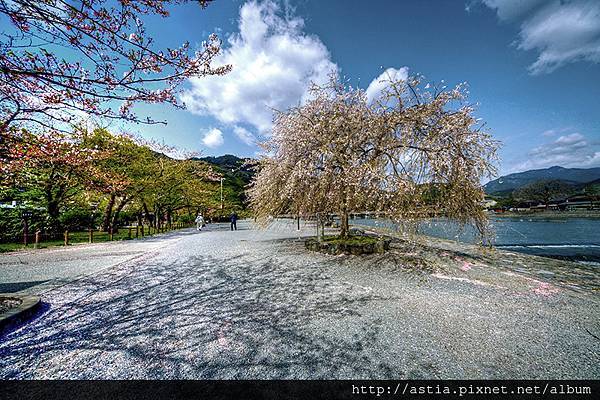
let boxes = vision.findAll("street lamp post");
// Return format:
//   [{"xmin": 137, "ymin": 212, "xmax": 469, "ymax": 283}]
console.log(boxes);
[
  {"xmin": 219, "ymin": 164, "xmax": 244, "ymax": 220},
  {"xmin": 220, "ymin": 177, "xmax": 224, "ymax": 213}
]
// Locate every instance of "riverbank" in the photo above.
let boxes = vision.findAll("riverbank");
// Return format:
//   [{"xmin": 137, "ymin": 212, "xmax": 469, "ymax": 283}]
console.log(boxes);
[
  {"xmin": 352, "ymin": 216, "xmax": 600, "ymax": 264},
  {"xmin": 490, "ymin": 210, "xmax": 600, "ymax": 219},
  {"xmin": 356, "ymin": 225, "xmax": 599, "ymax": 295}
]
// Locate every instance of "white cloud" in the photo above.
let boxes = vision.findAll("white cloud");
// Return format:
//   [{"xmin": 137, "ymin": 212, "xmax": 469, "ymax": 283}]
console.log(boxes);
[
  {"xmin": 480, "ymin": 0, "xmax": 545, "ymax": 21},
  {"xmin": 479, "ymin": 0, "xmax": 600, "ymax": 74},
  {"xmin": 233, "ymin": 125, "xmax": 257, "ymax": 146},
  {"xmin": 518, "ymin": 1, "xmax": 600, "ymax": 74},
  {"xmin": 202, "ymin": 128, "xmax": 224, "ymax": 148},
  {"xmin": 514, "ymin": 132, "xmax": 600, "ymax": 170},
  {"xmin": 541, "ymin": 129, "xmax": 557, "ymax": 137},
  {"xmin": 541, "ymin": 127, "xmax": 573, "ymax": 137},
  {"xmin": 365, "ymin": 67, "xmax": 409, "ymax": 103},
  {"xmin": 181, "ymin": 0, "xmax": 338, "ymax": 134},
  {"xmin": 553, "ymin": 132, "xmax": 586, "ymax": 146}
]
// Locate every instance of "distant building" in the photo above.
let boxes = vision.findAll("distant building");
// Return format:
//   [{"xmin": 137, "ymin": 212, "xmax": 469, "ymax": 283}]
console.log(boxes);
[
  {"xmin": 559, "ymin": 195, "xmax": 599, "ymax": 210},
  {"xmin": 482, "ymin": 198, "xmax": 497, "ymax": 209}
]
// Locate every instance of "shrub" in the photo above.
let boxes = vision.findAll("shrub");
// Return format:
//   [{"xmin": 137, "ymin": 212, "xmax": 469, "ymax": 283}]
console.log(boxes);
[
  {"xmin": 59, "ymin": 208, "xmax": 95, "ymax": 231},
  {"xmin": 0, "ymin": 207, "xmax": 47, "ymax": 240}
]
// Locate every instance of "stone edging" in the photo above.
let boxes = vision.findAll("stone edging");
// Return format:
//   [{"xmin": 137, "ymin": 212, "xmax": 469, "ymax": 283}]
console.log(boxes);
[
  {"xmin": 0, "ymin": 294, "xmax": 41, "ymax": 330},
  {"xmin": 305, "ymin": 237, "xmax": 391, "ymax": 255}
]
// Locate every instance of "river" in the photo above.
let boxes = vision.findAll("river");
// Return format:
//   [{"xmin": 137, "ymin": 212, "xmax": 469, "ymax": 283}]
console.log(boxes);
[{"xmin": 352, "ymin": 216, "xmax": 600, "ymax": 265}]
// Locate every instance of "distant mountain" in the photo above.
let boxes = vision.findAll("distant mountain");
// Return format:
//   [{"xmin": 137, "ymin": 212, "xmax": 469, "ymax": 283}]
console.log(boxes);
[
  {"xmin": 195, "ymin": 155, "xmax": 256, "ymax": 211},
  {"xmin": 197, "ymin": 154, "xmax": 254, "ymax": 183},
  {"xmin": 198, "ymin": 154, "xmax": 247, "ymax": 171},
  {"xmin": 484, "ymin": 166, "xmax": 600, "ymax": 195}
]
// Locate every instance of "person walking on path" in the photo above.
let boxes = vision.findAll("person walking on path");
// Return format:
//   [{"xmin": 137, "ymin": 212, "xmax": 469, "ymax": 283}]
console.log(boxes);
[
  {"xmin": 195, "ymin": 213, "xmax": 205, "ymax": 231},
  {"xmin": 230, "ymin": 212, "xmax": 238, "ymax": 231}
]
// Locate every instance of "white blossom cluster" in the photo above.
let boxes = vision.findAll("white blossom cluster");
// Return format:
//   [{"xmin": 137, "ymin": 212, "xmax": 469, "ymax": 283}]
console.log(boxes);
[{"xmin": 249, "ymin": 74, "xmax": 499, "ymax": 239}]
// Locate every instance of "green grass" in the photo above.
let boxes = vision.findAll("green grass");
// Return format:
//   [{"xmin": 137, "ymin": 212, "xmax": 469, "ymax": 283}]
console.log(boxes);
[
  {"xmin": 0, "ymin": 226, "xmax": 187, "ymax": 253},
  {"xmin": 0, "ymin": 242, "xmax": 25, "ymax": 253},
  {"xmin": 321, "ymin": 234, "xmax": 379, "ymax": 246}
]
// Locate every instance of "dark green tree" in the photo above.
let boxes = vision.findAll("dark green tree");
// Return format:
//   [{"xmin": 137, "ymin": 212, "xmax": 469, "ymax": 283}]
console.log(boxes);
[{"xmin": 513, "ymin": 179, "xmax": 574, "ymax": 208}]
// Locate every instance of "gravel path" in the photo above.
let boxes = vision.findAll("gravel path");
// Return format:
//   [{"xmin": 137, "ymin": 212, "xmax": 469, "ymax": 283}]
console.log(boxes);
[
  {"xmin": 0, "ymin": 220, "xmax": 598, "ymax": 379},
  {"xmin": 0, "ymin": 232, "xmax": 185, "ymax": 294}
]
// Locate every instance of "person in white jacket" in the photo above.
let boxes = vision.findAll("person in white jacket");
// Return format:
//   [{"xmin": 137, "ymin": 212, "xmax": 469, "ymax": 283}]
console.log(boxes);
[{"xmin": 195, "ymin": 213, "xmax": 205, "ymax": 231}]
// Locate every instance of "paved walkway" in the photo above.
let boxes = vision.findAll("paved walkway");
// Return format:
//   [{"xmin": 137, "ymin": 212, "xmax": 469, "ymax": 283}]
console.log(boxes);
[
  {"xmin": 0, "ymin": 220, "xmax": 598, "ymax": 378},
  {"xmin": 0, "ymin": 232, "xmax": 181, "ymax": 294}
]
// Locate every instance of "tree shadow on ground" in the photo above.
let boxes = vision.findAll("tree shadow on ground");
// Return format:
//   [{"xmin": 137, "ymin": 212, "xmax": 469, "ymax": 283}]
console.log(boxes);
[
  {"xmin": 0, "ymin": 280, "xmax": 49, "ymax": 293},
  {"xmin": 0, "ymin": 251, "xmax": 397, "ymax": 379},
  {"xmin": 0, "ymin": 302, "xmax": 51, "ymax": 338}
]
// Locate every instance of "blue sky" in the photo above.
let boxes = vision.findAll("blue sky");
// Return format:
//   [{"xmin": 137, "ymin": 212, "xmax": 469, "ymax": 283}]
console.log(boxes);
[{"xmin": 117, "ymin": 0, "xmax": 600, "ymax": 177}]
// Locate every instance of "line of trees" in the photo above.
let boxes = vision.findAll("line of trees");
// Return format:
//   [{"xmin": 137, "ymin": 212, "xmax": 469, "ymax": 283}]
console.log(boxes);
[
  {"xmin": 512, "ymin": 180, "xmax": 575, "ymax": 208},
  {"xmin": 0, "ymin": 128, "xmax": 223, "ymax": 236},
  {"xmin": 0, "ymin": 1, "xmax": 233, "ymax": 238},
  {"xmin": 490, "ymin": 179, "xmax": 600, "ymax": 209}
]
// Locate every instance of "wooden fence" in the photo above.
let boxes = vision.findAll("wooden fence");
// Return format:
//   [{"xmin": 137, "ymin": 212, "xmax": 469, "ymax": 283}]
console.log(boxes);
[{"xmin": 0, "ymin": 222, "xmax": 195, "ymax": 248}]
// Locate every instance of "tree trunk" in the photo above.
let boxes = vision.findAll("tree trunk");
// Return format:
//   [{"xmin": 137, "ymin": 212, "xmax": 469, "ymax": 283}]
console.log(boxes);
[
  {"xmin": 44, "ymin": 181, "xmax": 61, "ymax": 230},
  {"xmin": 316, "ymin": 213, "xmax": 322, "ymax": 242},
  {"xmin": 102, "ymin": 193, "xmax": 116, "ymax": 232},
  {"xmin": 142, "ymin": 202, "xmax": 152, "ymax": 227},
  {"xmin": 154, "ymin": 206, "xmax": 160, "ymax": 229},
  {"xmin": 110, "ymin": 196, "xmax": 130, "ymax": 233},
  {"xmin": 340, "ymin": 208, "xmax": 349, "ymax": 238},
  {"xmin": 47, "ymin": 199, "xmax": 60, "ymax": 230}
]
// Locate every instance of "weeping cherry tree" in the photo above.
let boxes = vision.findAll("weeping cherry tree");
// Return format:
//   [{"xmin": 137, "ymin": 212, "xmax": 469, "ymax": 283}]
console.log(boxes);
[{"xmin": 248, "ymin": 73, "xmax": 499, "ymax": 242}]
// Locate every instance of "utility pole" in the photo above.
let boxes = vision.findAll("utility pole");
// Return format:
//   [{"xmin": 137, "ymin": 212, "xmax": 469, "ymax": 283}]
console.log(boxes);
[
  {"xmin": 220, "ymin": 177, "xmax": 224, "ymax": 213},
  {"xmin": 219, "ymin": 163, "xmax": 244, "ymax": 218}
]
